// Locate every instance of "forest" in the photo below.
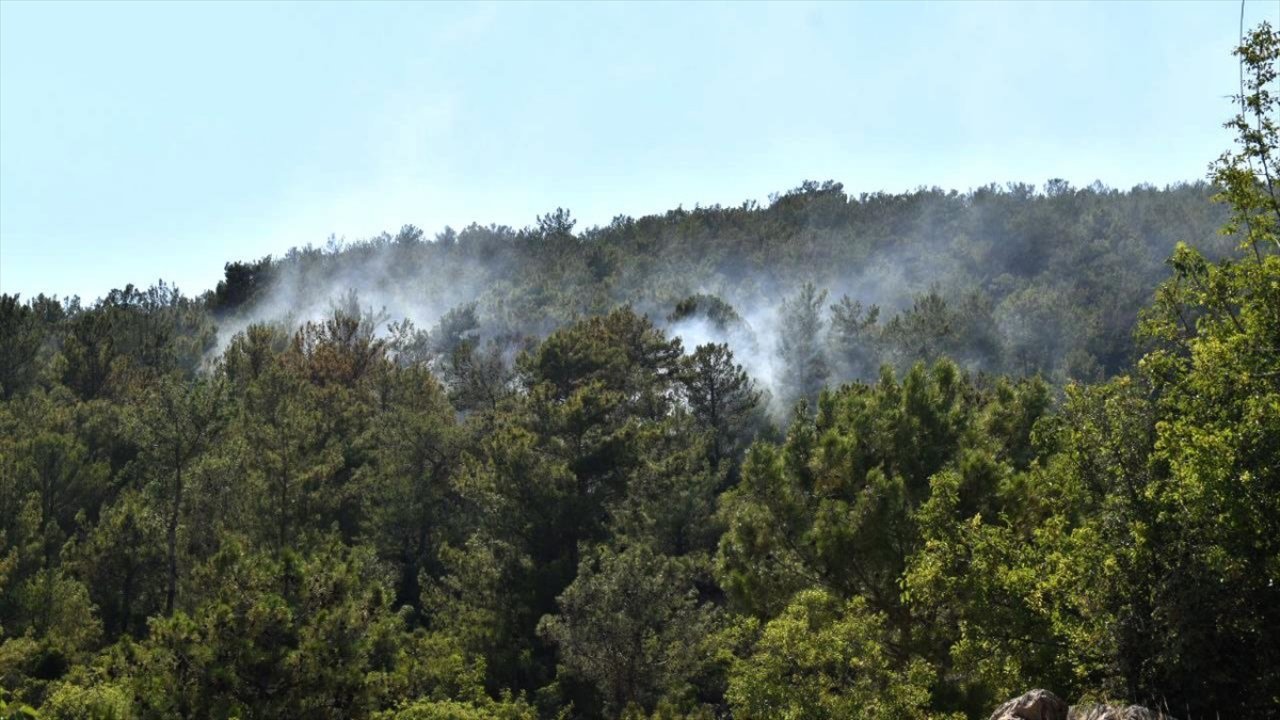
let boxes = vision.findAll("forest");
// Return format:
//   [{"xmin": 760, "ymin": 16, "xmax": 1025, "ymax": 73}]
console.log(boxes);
[{"xmin": 0, "ymin": 22, "xmax": 1277, "ymax": 720}]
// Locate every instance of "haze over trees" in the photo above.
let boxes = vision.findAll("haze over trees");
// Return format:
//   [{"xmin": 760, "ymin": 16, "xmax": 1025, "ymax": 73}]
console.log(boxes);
[{"xmin": 1, "ymin": 21, "xmax": 1278, "ymax": 720}]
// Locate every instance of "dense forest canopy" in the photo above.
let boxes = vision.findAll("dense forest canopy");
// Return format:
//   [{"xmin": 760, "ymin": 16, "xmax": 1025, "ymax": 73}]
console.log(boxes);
[
  {"xmin": 1, "ymin": 21, "xmax": 1278, "ymax": 720},
  {"xmin": 204, "ymin": 177, "xmax": 1233, "ymax": 411}
]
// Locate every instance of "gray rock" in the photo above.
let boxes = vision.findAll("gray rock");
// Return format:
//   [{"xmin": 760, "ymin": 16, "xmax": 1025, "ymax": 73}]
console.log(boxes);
[
  {"xmin": 990, "ymin": 689, "xmax": 1070, "ymax": 720},
  {"xmin": 988, "ymin": 692, "xmax": 1178, "ymax": 720},
  {"xmin": 1069, "ymin": 704, "xmax": 1175, "ymax": 720}
]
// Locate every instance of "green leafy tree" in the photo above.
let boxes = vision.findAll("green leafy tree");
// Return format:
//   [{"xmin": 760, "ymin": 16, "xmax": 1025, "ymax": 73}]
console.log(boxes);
[
  {"xmin": 725, "ymin": 589, "xmax": 946, "ymax": 720},
  {"xmin": 130, "ymin": 374, "xmax": 226, "ymax": 615},
  {"xmin": 906, "ymin": 25, "xmax": 1280, "ymax": 715},
  {"xmin": 678, "ymin": 343, "xmax": 762, "ymax": 473},
  {"xmin": 68, "ymin": 490, "xmax": 165, "ymax": 639},
  {"xmin": 112, "ymin": 541, "xmax": 404, "ymax": 718},
  {"xmin": 236, "ymin": 345, "xmax": 342, "ymax": 555},
  {"xmin": 882, "ymin": 289, "xmax": 958, "ymax": 369},
  {"xmin": 775, "ymin": 283, "xmax": 830, "ymax": 410},
  {"xmin": 717, "ymin": 362, "xmax": 1014, "ymax": 618},
  {"xmin": 606, "ymin": 416, "xmax": 721, "ymax": 557},
  {"xmin": 0, "ymin": 296, "xmax": 46, "ymax": 401},
  {"xmin": 828, "ymin": 294, "xmax": 882, "ymax": 380},
  {"xmin": 361, "ymin": 365, "xmax": 462, "ymax": 612},
  {"xmin": 539, "ymin": 545, "xmax": 718, "ymax": 717}
]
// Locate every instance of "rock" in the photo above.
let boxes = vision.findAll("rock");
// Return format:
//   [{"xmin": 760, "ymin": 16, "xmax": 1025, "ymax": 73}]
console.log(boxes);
[
  {"xmin": 989, "ymin": 692, "xmax": 1178, "ymax": 720},
  {"xmin": 990, "ymin": 689, "xmax": 1070, "ymax": 720},
  {"xmin": 1068, "ymin": 704, "xmax": 1175, "ymax": 720}
]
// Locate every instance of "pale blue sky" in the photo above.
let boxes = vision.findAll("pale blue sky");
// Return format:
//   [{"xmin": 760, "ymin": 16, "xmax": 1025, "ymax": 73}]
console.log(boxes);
[{"xmin": 1, "ymin": 1, "xmax": 1276, "ymax": 301}]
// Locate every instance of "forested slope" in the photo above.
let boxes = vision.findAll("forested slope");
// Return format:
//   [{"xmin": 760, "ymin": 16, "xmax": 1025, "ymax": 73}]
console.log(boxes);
[
  {"xmin": 1, "ymin": 23, "xmax": 1277, "ymax": 720},
  {"xmin": 209, "ymin": 177, "xmax": 1231, "ymax": 407}
]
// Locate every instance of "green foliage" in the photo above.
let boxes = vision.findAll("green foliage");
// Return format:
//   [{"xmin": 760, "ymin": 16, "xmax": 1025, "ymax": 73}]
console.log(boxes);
[
  {"xmin": 360, "ymin": 365, "xmax": 461, "ymax": 611},
  {"xmin": 667, "ymin": 294, "xmax": 745, "ymax": 333},
  {"xmin": 0, "ymin": 295, "xmax": 46, "ymax": 401},
  {"xmin": 716, "ymin": 361, "xmax": 1046, "ymax": 620},
  {"xmin": 67, "ymin": 490, "xmax": 166, "ymax": 638},
  {"xmin": 0, "ymin": 687, "xmax": 41, "ymax": 720},
  {"xmin": 678, "ymin": 343, "xmax": 763, "ymax": 473},
  {"xmin": 775, "ymin": 283, "xmax": 830, "ymax": 409},
  {"xmin": 374, "ymin": 697, "xmax": 535, "ymax": 720},
  {"xmin": 725, "ymin": 589, "xmax": 948, "ymax": 720},
  {"xmin": 539, "ymin": 545, "xmax": 718, "ymax": 716},
  {"xmin": 901, "ymin": 27, "xmax": 1280, "ymax": 718},
  {"xmin": 38, "ymin": 681, "xmax": 131, "ymax": 720},
  {"xmin": 1, "ymin": 24, "xmax": 1276, "ymax": 719},
  {"xmin": 210, "ymin": 257, "xmax": 273, "ymax": 316}
]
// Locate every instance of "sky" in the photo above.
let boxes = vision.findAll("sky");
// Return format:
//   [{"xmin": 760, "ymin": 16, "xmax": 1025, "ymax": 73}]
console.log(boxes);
[{"xmin": 1, "ymin": 1, "xmax": 1277, "ymax": 302}]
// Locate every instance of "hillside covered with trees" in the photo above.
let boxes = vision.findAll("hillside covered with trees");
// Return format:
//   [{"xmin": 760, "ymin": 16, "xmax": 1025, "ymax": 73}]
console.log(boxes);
[{"xmin": 1, "ymin": 22, "xmax": 1277, "ymax": 720}]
